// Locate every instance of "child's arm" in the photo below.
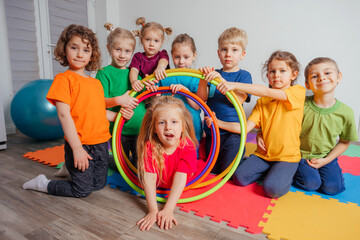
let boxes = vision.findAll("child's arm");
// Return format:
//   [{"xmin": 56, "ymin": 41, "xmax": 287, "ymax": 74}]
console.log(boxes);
[
  {"xmin": 307, "ymin": 139, "xmax": 350, "ymax": 169},
  {"xmin": 157, "ymin": 172, "xmax": 186, "ymax": 230},
  {"xmin": 256, "ymin": 130, "xmax": 267, "ymax": 155},
  {"xmin": 217, "ymin": 81, "xmax": 288, "ymax": 101},
  {"xmin": 196, "ymin": 79, "xmax": 209, "ymax": 102},
  {"xmin": 201, "ymin": 68, "xmax": 249, "ymax": 104},
  {"xmin": 56, "ymin": 101, "xmax": 92, "ymax": 172},
  {"xmin": 153, "ymin": 58, "xmax": 168, "ymax": 81},
  {"xmin": 204, "ymin": 113, "xmax": 256, "ymax": 135},
  {"xmin": 137, "ymin": 172, "xmax": 159, "ymax": 231},
  {"xmin": 104, "ymin": 91, "xmax": 139, "ymax": 110},
  {"xmin": 196, "ymin": 66, "xmax": 215, "ymax": 102},
  {"xmin": 129, "ymin": 68, "xmax": 144, "ymax": 92},
  {"xmin": 170, "ymin": 84, "xmax": 200, "ymax": 110}
]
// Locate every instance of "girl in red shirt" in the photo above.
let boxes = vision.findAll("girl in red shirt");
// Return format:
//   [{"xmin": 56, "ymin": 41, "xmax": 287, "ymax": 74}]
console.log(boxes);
[{"xmin": 136, "ymin": 96, "xmax": 198, "ymax": 231}]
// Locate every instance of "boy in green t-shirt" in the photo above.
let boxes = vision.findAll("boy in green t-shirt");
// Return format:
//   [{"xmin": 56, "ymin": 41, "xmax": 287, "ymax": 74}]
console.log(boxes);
[{"xmin": 293, "ymin": 57, "xmax": 358, "ymax": 195}]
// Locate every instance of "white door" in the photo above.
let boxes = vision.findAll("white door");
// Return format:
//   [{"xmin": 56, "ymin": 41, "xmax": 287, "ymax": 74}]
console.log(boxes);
[{"xmin": 35, "ymin": 0, "xmax": 88, "ymax": 79}]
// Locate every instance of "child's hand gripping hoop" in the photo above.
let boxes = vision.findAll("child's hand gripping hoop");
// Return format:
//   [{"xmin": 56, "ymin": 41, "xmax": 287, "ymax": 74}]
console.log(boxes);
[{"xmin": 112, "ymin": 69, "xmax": 247, "ymax": 203}]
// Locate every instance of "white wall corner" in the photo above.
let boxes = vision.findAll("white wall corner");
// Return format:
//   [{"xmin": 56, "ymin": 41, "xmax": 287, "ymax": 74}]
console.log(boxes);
[
  {"xmin": 34, "ymin": 0, "xmax": 53, "ymax": 79},
  {"xmin": 0, "ymin": 0, "xmax": 16, "ymax": 135},
  {"xmin": 87, "ymin": 0, "xmax": 96, "ymax": 32}
]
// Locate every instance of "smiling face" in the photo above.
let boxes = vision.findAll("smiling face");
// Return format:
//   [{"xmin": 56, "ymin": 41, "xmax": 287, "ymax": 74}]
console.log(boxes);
[
  {"xmin": 108, "ymin": 38, "xmax": 134, "ymax": 69},
  {"xmin": 65, "ymin": 35, "xmax": 92, "ymax": 76},
  {"xmin": 154, "ymin": 107, "xmax": 183, "ymax": 153},
  {"xmin": 172, "ymin": 43, "xmax": 196, "ymax": 68},
  {"xmin": 141, "ymin": 29, "xmax": 163, "ymax": 58},
  {"xmin": 217, "ymin": 43, "xmax": 245, "ymax": 72},
  {"xmin": 306, "ymin": 62, "xmax": 342, "ymax": 95},
  {"xmin": 267, "ymin": 60, "xmax": 298, "ymax": 89}
]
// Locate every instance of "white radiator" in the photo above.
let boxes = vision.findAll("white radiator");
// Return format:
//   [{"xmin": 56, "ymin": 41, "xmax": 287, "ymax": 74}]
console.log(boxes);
[{"xmin": 0, "ymin": 98, "xmax": 7, "ymax": 150}]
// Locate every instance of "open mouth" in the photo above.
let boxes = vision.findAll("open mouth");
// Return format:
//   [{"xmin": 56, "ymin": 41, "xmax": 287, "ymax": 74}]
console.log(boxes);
[{"xmin": 165, "ymin": 133, "xmax": 174, "ymax": 139}]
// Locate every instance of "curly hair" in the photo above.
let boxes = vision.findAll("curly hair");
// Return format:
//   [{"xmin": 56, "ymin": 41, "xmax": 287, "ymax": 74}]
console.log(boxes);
[{"xmin": 54, "ymin": 24, "xmax": 101, "ymax": 72}]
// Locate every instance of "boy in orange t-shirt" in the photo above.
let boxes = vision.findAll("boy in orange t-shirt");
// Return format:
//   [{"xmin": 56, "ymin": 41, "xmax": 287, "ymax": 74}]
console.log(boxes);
[{"xmin": 22, "ymin": 25, "xmax": 117, "ymax": 198}]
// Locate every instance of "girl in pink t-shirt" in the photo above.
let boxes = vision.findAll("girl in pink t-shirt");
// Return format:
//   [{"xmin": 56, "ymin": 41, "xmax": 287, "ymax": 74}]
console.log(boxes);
[
  {"xmin": 136, "ymin": 96, "xmax": 197, "ymax": 231},
  {"xmin": 129, "ymin": 17, "xmax": 172, "ymax": 92}
]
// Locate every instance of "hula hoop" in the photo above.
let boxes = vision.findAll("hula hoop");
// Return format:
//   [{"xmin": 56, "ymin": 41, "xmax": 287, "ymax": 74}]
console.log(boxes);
[
  {"xmin": 113, "ymin": 88, "xmax": 220, "ymax": 194},
  {"xmin": 112, "ymin": 69, "xmax": 247, "ymax": 203}
]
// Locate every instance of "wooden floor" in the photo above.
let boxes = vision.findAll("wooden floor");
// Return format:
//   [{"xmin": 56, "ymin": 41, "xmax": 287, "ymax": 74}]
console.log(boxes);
[{"xmin": 0, "ymin": 132, "xmax": 267, "ymax": 240}]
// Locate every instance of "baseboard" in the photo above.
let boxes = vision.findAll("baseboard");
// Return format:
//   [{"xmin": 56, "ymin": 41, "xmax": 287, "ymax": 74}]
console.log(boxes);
[{"xmin": 6, "ymin": 124, "xmax": 16, "ymax": 135}]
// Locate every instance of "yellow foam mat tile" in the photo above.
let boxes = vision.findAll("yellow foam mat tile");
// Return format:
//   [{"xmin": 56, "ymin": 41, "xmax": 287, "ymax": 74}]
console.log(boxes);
[{"xmin": 259, "ymin": 191, "xmax": 360, "ymax": 240}]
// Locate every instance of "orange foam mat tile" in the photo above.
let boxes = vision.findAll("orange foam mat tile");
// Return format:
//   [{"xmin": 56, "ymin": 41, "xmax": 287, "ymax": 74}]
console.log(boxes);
[
  {"xmin": 259, "ymin": 191, "xmax": 360, "ymax": 240},
  {"xmin": 23, "ymin": 145, "xmax": 65, "ymax": 167}
]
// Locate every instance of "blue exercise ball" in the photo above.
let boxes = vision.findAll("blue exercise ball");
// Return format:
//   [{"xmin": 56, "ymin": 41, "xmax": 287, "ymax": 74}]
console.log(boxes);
[{"xmin": 10, "ymin": 79, "xmax": 64, "ymax": 140}]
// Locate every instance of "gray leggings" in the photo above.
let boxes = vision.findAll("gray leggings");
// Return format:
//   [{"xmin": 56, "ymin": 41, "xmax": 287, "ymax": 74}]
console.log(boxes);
[{"xmin": 47, "ymin": 141, "xmax": 108, "ymax": 198}]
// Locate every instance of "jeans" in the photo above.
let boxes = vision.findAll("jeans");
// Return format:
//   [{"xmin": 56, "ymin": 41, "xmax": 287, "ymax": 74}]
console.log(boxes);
[
  {"xmin": 48, "ymin": 141, "xmax": 108, "ymax": 198},
  {"xmin": 206, "ymin": 132, "xmax": 243, "ymax": 174},
  {"xmin": 233, "ymin": 154, "xmax": 299, "ymax": 198},
  {"xmin": 293, "ymin": 158, "xmax": 345, "ymax": 195}
]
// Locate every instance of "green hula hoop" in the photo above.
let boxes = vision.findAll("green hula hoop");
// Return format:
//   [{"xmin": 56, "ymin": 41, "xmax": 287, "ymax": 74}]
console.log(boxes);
[{"xmin": 112, "ymin": 68, "xmax": 246, "ymax": 203}]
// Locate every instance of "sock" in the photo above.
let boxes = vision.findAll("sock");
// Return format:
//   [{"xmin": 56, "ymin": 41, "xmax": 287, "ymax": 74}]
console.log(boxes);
[
  {"xmin": 22, "ymin": 174, "xmax": 50, "ymax": 193},
  {"xmin": 54, "ymin": 164, "xmax": 69, "ymax": 177}
]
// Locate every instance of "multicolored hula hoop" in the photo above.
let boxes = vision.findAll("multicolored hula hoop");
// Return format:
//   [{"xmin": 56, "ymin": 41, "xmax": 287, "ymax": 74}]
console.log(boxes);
[{"xmin": 112, "ymin": 69, "xmax": 247, "ymax": 203}]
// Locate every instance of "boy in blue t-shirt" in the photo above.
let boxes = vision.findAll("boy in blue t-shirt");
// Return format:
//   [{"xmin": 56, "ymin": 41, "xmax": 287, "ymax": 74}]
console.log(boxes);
[{"xmin": 198, "ymin": 27, "xmax": 252, "ymax": 173}]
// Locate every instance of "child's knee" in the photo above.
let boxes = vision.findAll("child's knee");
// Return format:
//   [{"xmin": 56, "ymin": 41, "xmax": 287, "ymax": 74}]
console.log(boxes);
[
  {"xmin": 320, "ymin": 183, "xmax": 345, "ymax": 195},
  {"xmin": 263, "ymin": 182, "xmax": 290, "ymax": 198},
  {"xmin": 72, "ymin": 186, "xmax": 93, "ymax": 198},
  {"xmin": 232, "ymin": 173, "xmax": 251, "ymax": 186},
  {"xmin": 293, "ymin": 171, "xmax": 321, "ymax": 191}
]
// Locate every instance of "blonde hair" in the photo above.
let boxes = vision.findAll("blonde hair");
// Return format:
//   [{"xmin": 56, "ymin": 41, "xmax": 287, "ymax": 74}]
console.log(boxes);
[
  {"xmin": 304, "ymin": 57, "xmax": 340, "ymax": 84},
  {"xmin": 262, "ymin": 50, "xmax": 300, "ymax": 86},
  {"xmin": 104, "ymin": 22, "xmax": 136, "ymax": 51},
  {"xmin": 218, "ymin": 27, "xmax": 248, "ymax": 50},
  {"xmin": 133, "ymin": 17, "xmax": 172, "ymax": 43},
  {"xmin": 54, "ymin": 24, "xmax": 101, "ymax": 72},
  {"xmin": 171, "ymin": 33, "xmax": 197, "ymax": 54},
  {"xmin": 137, "ymin": 96, "xmax": 197, "ymax": 186}
]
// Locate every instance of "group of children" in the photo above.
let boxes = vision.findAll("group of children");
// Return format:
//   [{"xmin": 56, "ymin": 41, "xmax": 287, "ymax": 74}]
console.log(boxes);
[{"xmin": 22, "ymin": 17, "xmax": 358, "ymax": 231}]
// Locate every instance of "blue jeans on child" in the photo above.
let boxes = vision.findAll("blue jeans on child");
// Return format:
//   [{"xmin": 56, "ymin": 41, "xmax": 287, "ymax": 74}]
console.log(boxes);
[
  {"xmin": 206, "ymin": 132, "xmax": 242, "ymax": 174},
  {"xmin": 293, "ymin": 158, "xmax": 345, "ymax": 195},
  {"xmin": 233, "ymin": 154, "xmax": 299, "ymax": 198}
]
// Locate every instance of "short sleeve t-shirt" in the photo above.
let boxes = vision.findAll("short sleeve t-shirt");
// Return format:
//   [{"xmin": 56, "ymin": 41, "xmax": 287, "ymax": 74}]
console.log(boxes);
[
  {"xmin": 96, "ymin": 65, "xmax": 146, "ymax": 135},
  {"xmin": 300, "ymin": 96, "xmax": 359, "ymax": 159},
  {"xmin": 205, "ymin": 69, "xmax": 252, "ymax": 135},
  {"xmin": 46, "ymin": 70, "xmax": 111, "ymax": 145},
  {"xmin": 249, "ymin": 85, "xmax": 306, "ymax": 162},
  {"xmin": 129, "ymin": 49, "xmax": 170, "ymax": 78},
  {"xmin": 144, "ymin": 138, "xmax": 197, "ymax": 189}
]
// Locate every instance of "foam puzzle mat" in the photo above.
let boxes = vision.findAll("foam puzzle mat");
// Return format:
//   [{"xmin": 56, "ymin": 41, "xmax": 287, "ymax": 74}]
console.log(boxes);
[
  {"xmin": 22, "ymin": 135, "xmax": 360, "ymax": 239},
  {"xmin": 259, "ymin": 191, "xmax": 360, "ymax": 240},
  {"xmin": 23, "ymin": 145, "xmax": 65, "ymax": 166},
  {"xmin": 178, "ymin": 175, "xmax": 274, "ymax": 234}
]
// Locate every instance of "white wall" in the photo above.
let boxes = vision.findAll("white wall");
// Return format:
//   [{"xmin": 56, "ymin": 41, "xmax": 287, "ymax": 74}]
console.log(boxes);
[{"xmin": 101, "ymin": 0, "xmax": 360, "ymax": 136}]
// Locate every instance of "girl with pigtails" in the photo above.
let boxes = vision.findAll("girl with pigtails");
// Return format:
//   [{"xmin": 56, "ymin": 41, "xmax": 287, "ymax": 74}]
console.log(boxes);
[
  {"xmin": 129, "ymin": 17, "xmax": 172, "ymax": 92},
  {"xmin": 96, "ymin": 23, "xmax": 147, "ymax": 169}
]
